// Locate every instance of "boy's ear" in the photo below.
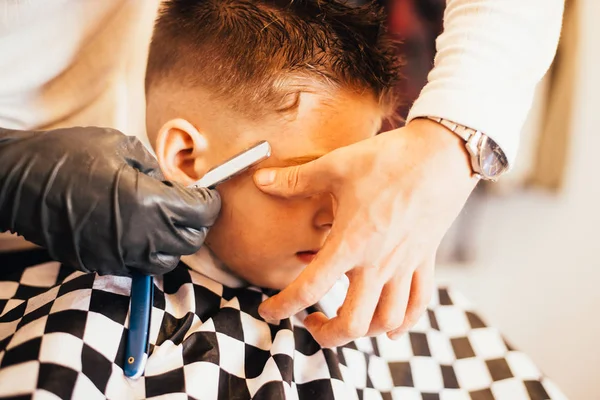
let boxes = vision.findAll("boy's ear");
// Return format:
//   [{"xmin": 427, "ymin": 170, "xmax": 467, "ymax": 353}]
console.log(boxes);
[{"xmin": 155, "ymin": 118, "xmax": 210, "ymax": 186}]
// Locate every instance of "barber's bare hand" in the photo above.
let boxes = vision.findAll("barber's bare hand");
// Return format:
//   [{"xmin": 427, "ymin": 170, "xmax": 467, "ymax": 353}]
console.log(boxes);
[{"xmin": 254, "ymin": 119, "xmax": 478, "ymax": 347}]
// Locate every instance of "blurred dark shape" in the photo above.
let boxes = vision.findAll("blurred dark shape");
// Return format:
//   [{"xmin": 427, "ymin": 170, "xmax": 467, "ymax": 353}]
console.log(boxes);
[
  {"xmin": 383, "ymin": 0, "xmax": 445, "ymax": 128},
  {"xmin": 345, "ymin": 0, "xmax": 444, "ymax": 128}
]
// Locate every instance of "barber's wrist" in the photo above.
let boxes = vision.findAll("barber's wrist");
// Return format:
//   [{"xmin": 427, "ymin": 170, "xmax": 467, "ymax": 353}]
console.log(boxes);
[{"xmin": 405, "ymin": 118, "xmax": 475, "ymax": 182}]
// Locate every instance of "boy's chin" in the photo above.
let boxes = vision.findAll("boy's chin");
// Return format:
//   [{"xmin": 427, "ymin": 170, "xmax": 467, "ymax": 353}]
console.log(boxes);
[
  {"xmin": 242, "ymin": 266, "xmax": 304, "ymax": 291},
  {"xmin": 217, "ymin": 252, "xmax": 307, "ymax": 291},
  {"xmin": 245, "ymin": 275, "xmax": 294, "ymax": 291}
]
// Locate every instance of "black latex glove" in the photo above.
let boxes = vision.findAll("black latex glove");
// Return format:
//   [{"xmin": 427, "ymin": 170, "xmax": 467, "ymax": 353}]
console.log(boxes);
[{"xmin": 0, "ymin": 127, "xmax": 221, "ymax": 276}]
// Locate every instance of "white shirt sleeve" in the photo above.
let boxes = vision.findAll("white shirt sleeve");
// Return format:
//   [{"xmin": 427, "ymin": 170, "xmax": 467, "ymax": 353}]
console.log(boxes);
[{"xmin": 406, "ymin": 0, "xmax": 565, "ymax": 167}]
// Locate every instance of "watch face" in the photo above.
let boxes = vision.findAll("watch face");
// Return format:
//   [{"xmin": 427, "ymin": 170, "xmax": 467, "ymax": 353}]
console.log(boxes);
[{"xmin": 479, "ymin": 136, "xmax": 509, "ymax": 178}]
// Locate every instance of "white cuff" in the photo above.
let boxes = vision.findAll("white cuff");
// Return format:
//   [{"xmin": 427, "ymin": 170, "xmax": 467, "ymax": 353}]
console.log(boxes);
[{"xmin": 407, "ymin": 0, "xmax": 565, "ymax": 168}]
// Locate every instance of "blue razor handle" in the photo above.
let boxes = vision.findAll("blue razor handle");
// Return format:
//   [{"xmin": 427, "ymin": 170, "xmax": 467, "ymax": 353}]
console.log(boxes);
[{"xmin": 124, "ymin": 273, "xmax": 153, "ymax": 379}]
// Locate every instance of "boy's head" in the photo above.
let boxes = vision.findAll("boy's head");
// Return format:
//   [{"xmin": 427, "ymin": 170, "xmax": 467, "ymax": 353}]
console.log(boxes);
[{"xmin": 145, "ymin": 0, "xmax": 399, "ymax": 289}]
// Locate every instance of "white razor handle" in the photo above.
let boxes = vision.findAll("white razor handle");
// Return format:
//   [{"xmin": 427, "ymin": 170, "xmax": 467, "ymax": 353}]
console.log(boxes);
[{"xmin": 188, "ymin": 141, "xmax": 271, "ymax": 189}]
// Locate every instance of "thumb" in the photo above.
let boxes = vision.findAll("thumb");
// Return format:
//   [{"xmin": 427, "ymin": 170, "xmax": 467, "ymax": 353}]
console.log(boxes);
[{"xmin": 253, "ymin": 156, "xmax": 334, "ymax": 198}]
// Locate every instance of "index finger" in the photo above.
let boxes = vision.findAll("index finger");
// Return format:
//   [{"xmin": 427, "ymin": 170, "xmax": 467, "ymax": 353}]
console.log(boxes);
[
  {"xmin": 258, "ymin": 224, "xmax": 358, "ymax": 320},
  {"xmin": 304, "ymin": 268, "xmax": 384, "ymax": 348}
]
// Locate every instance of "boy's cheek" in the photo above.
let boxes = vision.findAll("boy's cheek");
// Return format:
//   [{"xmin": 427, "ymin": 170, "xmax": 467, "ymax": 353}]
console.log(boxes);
[
  {"xmin": 210, "ymin": 184, "xmax": 269, "ymax": 233},
  {"xmin": 208, "ymin": 177, "xmax": 309, "ymax": 243}
]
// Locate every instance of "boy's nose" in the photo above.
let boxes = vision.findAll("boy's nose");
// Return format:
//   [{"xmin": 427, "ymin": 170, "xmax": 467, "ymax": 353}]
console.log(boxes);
[
  {"xmin": 314, "ymin": 212, "xmax": 333, "ymax": 229},
  {"xmin": 312, "ymin": 193, "xmax": 334, "ymax": 230}
]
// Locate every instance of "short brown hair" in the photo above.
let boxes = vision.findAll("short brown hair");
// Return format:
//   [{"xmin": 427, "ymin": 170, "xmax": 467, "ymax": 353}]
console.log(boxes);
[{"xmin": 146, "ymin": 0, "xmax": 400, "ymax": 116}]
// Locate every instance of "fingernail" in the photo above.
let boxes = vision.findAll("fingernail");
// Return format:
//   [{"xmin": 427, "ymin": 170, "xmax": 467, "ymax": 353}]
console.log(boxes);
[
  {"xmin": 388, "ymin": 330, "xmax": 405, "ymax": 341},
  {"xmin": 255, "ymin": 170, "xmax": 275, "ymax": 186},
  {"xmin": 258, "ymin": 305, "xmax": 273, "ymax": 321}
]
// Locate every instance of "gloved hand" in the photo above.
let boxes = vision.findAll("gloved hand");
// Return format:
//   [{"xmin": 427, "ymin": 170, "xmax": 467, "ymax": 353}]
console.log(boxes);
[{"xmin": 0, "ymin": 127, "xmax": 221, "ymax": 276}]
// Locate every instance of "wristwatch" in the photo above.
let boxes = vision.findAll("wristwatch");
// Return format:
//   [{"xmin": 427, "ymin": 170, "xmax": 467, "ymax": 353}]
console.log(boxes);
[{"xmin": 425, "ymin": 117, "xmax": 509, "ymax": 181}]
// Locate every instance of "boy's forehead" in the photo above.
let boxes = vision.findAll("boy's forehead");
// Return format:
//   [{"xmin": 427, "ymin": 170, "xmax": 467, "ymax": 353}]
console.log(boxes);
[{"xmin": 217, "ymin": 89, "xmax": 382, "ymax": 169}]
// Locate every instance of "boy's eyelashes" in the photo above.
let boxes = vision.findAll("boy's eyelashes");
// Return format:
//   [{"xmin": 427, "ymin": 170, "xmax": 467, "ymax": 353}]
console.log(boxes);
[
  {"xmin": 248, "ymin": 154, "xmax": 325, "ymax": 172},
  {"xmin": 280, "ymin": 154, "xmax": 324, "ymax": 166}
]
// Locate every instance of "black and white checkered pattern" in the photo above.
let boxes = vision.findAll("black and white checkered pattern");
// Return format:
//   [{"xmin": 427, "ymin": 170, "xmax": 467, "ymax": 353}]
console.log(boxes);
[{"xmin": 0, "ymin": 250, "xmax": 567, "ymax": 399}]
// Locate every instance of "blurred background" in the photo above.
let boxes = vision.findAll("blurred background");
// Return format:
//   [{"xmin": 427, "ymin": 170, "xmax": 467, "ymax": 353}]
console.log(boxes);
[{"xmin": 374, "ymin": 0, "xmax": 598, "ymax": 398}]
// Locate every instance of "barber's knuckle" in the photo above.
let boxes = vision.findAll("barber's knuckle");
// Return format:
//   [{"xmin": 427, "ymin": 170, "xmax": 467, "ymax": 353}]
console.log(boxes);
[
  {"xmin": 285, "ymin": 168, "xmax": 302, "ymax": 190},
  {"xmin": 313, "ymin": 335, "xmax": 334, "ymax": 348},
  {"xmin": 407, "ymin": 307, "xmax": 428, "ymax": 326},
  {"xmin": 297, "ymin": 289, "xmax": 318, "ymax": 307},
  {"xmin": 417, "ymin": 298, "xmax": 430, "ymax": 314},
  {"xmin": 326, "ymin": 160, "xmax": 344, "ymax": 183},
  {"xmin": 378, "ymin": 313, "xmax": 405, "ymax": 332},
  {"xmin": 344, "ymin": 316, "xmax": 368, "ymax": 338},
  {"xmin": 413, "ymin": 292, "xmax": 432, "ymax": 316},
  {"xmin": 401, "ymin": 317, "xmax": 418, "ymax": 331},
  {"xmin": 423, "ymin": 286, "xmax": 434, "ymax": 305}
]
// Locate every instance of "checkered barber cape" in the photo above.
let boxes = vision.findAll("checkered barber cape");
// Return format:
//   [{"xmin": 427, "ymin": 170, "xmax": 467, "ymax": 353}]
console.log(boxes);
[{"xmin": 0, "ymin": 249, "xmax": 566, "ymax": 400}]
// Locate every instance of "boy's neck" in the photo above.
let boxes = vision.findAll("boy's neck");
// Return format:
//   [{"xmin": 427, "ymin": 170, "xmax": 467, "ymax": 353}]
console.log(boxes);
[{"xmin": 181, "ymin": 246, "xmax": 248, "ymax": 288}]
